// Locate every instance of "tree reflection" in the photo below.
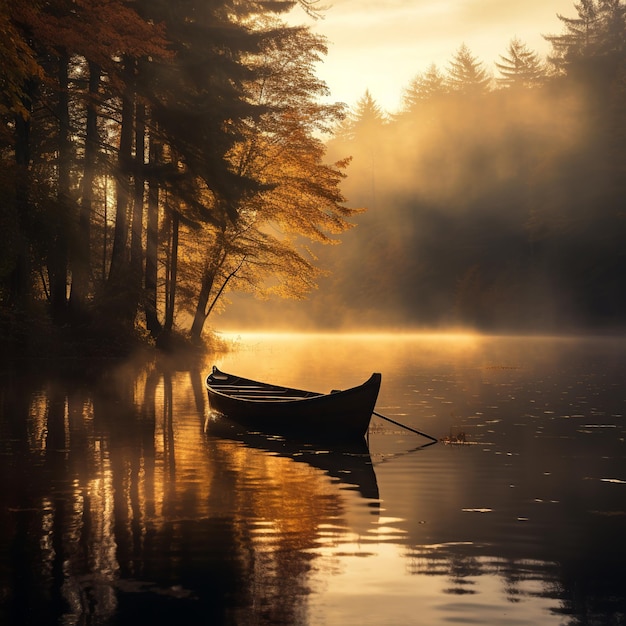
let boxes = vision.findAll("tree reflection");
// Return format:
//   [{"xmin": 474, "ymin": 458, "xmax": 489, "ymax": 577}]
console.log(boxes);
[
  {"xmin": 0, "ymin": 357, "xmax": 374, "ymax": 624},
  {"xmin": 1, "ymin": 348, "xmax": 625, "ymax": 625}
]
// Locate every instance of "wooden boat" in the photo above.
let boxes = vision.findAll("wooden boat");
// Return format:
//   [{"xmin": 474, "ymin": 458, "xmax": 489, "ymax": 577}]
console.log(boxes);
[{"xmin": 205, "ymin": 366, "xmax": 382, "ymax": 441}]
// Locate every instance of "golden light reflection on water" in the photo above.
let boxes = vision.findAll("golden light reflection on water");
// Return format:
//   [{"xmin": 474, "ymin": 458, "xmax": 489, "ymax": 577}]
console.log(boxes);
[
  {"xmin": 307, "ymin": 538, "xmax": 565, "ymax": 625},
  {"xmin": 2, "ymin": 334, "xmax": 625, "ymax": 624},
  {"xmin": 210, "ymin": 330, "xmax": 488, "ymax": 394},
  {"xmin": 1, "ymin": 358, "xmax": 379, "ymax": 623},
  {"xmin": 216, "ymin": 330, "xmax": 483, "ymax": 351}
]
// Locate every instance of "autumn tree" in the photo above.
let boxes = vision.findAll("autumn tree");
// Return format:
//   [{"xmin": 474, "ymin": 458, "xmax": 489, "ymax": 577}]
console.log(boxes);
[
  {"xmin": 0, "ymin": 3, "xmax": 44, "ymax": 316},
  {"xmin": 133, "ymin": 1, "xmax": 294, "ymax": 340},
  {"xmin": 0, "ymin": 5, "xmax": 41, "ymax": 121},
  {"xmin": 3, "ymin": 0, "xmax": 169, "ymax": 333},
  {"xmin": 186, "ymin": 21, "xmax": 356, "ymax": 342}
]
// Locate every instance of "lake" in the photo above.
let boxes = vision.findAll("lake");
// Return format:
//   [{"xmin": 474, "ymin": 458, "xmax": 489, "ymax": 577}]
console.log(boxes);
[{"xmin": 1, "ymin": 333, "xmax": 625, "ymax": 625}]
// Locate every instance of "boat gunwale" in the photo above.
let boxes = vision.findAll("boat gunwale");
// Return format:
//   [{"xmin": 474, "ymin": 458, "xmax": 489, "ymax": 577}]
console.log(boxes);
[{"xmin": 206, "ymin": 368, "xmax": 380, "ymax": 406}]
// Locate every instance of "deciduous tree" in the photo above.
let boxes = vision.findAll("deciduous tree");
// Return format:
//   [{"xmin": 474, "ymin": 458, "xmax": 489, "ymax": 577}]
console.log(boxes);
[{"xmin": 187, "ymin": 21, "xmax": 356, "ymax": 342}]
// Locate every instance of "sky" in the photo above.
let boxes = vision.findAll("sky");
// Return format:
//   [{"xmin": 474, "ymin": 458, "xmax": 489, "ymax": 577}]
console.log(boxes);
[{"xmin": 289, "ymin": 0, "xmax": 578, "ymax": 112}]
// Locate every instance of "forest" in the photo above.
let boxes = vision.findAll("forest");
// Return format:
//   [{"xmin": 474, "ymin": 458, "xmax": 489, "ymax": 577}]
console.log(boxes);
[
  {"xmin": 1, "ymin": 1, "xmax": 626, "ymax": 359},
  {"xmin": 0, "ymin": 0, "xmax": 355, "ymax": 357},
  {"xmin": 229, "ymin": 0, "xmax": 626, "ymax": 332}
]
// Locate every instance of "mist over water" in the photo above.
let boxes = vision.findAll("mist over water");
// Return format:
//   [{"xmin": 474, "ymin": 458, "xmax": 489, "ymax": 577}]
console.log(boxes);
[{"xmin": 219, "ymin": 67, "xmax": 625, "ymax": 334}]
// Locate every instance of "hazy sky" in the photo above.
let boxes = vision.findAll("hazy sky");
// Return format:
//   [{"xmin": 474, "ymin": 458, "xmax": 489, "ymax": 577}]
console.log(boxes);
[{"xmin": 290, "ymin": 0, "xmax": 577, "ymax": 111}]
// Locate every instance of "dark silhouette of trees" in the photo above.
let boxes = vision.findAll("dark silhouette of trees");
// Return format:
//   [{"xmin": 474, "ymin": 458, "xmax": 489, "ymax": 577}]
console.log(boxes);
[
  {"xmin": 2, "ymin": 1, "xmax": 170, "ymax": 337},
  {"xmin": 2, "ymin": 0, "xmax": 625, "ymax": 345},
  {"xmin": 545, "ymin": 0, "xmax": 626, "ymax": 72},
  {"xmin": 0, "ymin": 0, "xmax": 356, "ymax": 355}
]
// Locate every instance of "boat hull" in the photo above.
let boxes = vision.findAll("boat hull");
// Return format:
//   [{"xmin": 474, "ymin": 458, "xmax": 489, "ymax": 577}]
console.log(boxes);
[{"xmin": 205, "ymin": 368, "xmax": 381, "ymax": 441}]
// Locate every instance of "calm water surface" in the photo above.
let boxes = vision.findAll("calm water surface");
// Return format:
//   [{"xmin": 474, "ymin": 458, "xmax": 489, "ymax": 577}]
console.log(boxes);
[{"xmin": 1, "ymin": 333, "xmax": 625, "ymax": 625}]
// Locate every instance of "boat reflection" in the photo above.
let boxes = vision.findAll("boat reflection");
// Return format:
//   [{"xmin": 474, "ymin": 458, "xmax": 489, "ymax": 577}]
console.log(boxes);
[{"xmin": 205, "ymin": 414, "xmax": 380, "ymax": 502}]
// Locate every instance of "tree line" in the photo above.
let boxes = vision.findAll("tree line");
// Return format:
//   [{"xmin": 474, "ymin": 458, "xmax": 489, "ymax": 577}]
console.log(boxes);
[
  {"xmin": 0, "ymin": 0, "xmax": 357, "ymax": 356},
  {"xmin": 303, "ymin": 0, "xmax": 626, "ymax": 331}
]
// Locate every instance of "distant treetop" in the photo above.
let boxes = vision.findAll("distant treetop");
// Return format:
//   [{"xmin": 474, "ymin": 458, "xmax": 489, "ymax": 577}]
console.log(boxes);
[
  {"xmin": 496, "ymin": 38, "xmax": 547, "ymax": 88},
  {"xmin": 446, "ymin": 44, "xmax": 492, "ymax": 95}
]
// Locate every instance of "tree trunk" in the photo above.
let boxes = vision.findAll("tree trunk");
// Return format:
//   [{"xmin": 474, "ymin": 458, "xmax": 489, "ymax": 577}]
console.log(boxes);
[
  {"xmin": 9, "ymin": 84, "xmax": 33, "ymax": 312},
  {"xmin": 108, "ymin": 58, "xmax": 134, "ymax": 288},
  {"xmin": 189, "ymin": 250, "xmax": 243, "ymax": 344},
  {"xmin": 49, "ymin": 51, "xmax": 71, "ymax": 325},
  {"xmin": 70, "ymin": 61, "xmax": 101, "ymax": 320},
  {"xmin": 130, "ymin": 101, "xmax": 145, "ymax": 288},
  {"xmin": 164, "ymin": 211, "xmax": 179, "ymax": 333},
  {"xmin": 145, "ymin": 125, "xmax": 162, "ymax": 337},
  {"xmin": 190, "ymin": 270, "xmax": 215, "ymax": 343}
]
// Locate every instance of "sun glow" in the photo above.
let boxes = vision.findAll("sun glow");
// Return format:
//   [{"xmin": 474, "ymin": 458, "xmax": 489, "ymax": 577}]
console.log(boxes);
[
  {"xmin": 289, "ymin": 0, "xmax": 576, "ymax": 112},
  {"xmin": 216, "ymin": 329, "xmax": 481, "ymax": 343},
  {"xmin": 206, "ymin": 330, "xmax": 490, "ymax": 396}
]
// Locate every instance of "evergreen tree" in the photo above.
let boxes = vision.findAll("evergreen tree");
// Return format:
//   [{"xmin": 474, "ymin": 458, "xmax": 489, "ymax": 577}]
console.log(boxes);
[
  {"xmin": 496, "ymin": 38, "xmax": 546, "ymax": 88},
  {"xmin": 545, "ymin": 0, "xmax": 626, "ymax": 73},
  {"xmin": 446, "ymin": 44, "xmax": 492, "ymax": 95},
  {"xmin": 394, "ymin": 63, "xmax": 449, "ymax": 132},
  {"xmin": 330, "ymin": 90, "xmax": 387, "ymax": 211},
  {"xmin": 334, "ymin": 89, "xmax": 387, "ymax": 143},
  {"xmin": 400, "ymin": 64, "xmax": 447, "ymax": 112}
]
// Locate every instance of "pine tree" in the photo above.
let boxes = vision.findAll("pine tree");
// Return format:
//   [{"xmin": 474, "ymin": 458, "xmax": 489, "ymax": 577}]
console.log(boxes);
[
  {"xmin": 401, "ymin": 64, "xmax": 447, "ymax": 112},
  {"xmin": 334, "ymin": 90, "xmax": 387, "ymax": 143},
  {"xmin": 446, "ymin": 44, "xmax": 492, "ymax": 95},
  {"xmin": 545, "ymin": 0, "xmax": 626, "ymax": 72},
  {"xmin": 329, "ymin": 90, "xmax": 387, "ymax": 211},
  {"xmin": 496, "ymin": 38, "xmax": 546, "ymax": 88}
]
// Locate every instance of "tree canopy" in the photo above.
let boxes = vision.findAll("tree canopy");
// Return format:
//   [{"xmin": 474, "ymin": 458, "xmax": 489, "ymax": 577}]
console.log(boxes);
[
  {"xmin": 0, "ymin": 0, "xmax": 355, "ymax": 355},
  {"xmin": 2, "ymin": 0, "xmax": 625, "ymax": 348}
]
